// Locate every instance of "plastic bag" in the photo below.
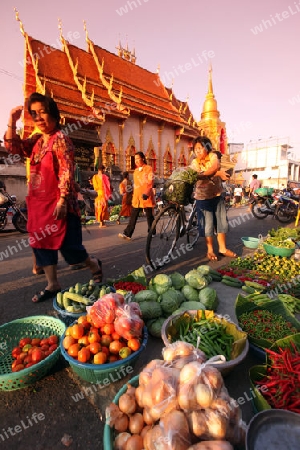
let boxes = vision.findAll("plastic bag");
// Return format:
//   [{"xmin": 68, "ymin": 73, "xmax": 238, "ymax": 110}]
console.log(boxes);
[
  {"xmin": 86, "ymin": 293, "xmax": 124, "ymax": 327},
  {"xmin": 162, "ymin": 341, "xmax": 206, "ymax": 368},
  {"xmin": 114, "ymin": 303, "xmax": 144, "ymax": 340}
]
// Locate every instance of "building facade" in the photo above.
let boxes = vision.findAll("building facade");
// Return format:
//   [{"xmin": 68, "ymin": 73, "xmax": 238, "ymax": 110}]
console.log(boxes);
[{"xmin": 228, "ymin": 138, "xmax": 300, "ymax": 188}]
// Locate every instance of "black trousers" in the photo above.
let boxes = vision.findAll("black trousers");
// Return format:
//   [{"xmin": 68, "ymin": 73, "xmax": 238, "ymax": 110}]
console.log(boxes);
[{"xmin": 123, "ymin": 207, "xmax": 154, "ymax": 238}]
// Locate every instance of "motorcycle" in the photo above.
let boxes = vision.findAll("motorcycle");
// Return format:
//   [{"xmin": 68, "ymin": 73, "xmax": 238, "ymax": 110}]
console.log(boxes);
[
  {"xmin": 0, "ymin": 190, "xmax": 28, "ymax": 233},
  {"xmin": 249, "ymin": 191, "xmax": 276, "ymax": 219},
  {"xmin": 275, "ymin": 191, "xmax": 299, "ymax": 224}
]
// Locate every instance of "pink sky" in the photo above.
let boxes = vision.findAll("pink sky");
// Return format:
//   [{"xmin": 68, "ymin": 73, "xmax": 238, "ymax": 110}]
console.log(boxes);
[{"xmin": 1, "ymin": 0, "xmax": 299, "ymax": 156}]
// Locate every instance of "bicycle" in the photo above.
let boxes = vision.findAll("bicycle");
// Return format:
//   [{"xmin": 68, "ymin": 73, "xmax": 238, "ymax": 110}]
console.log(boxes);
[{"xmin": 145, "ymin": 198, "xmax": 200, "ymax": 270}]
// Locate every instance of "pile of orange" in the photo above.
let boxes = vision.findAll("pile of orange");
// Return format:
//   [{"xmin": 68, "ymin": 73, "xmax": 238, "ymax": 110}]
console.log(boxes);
[{"xmin": 62, "ymin": 315, "xmax": 141, "ymax": 364}]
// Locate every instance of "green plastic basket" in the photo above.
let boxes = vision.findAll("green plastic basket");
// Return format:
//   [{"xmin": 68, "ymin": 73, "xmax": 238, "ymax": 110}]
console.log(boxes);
[
  {"xmin": 263, "ymin": 243, "xmax": 295, "ymax": 257},
  {"xmin": 53, "ymin": 296, "xmax": 85, "ymax": 326},
  {"xmin": 255, "ymin": 187, "xmax": 274, "ymax": 196},
  {"xmin": 60, "ymin": 327, "xmax": 148, "ymax": 384},
  {"xmin": 0, "ymin": 316, "xmax": 66, "ymax": 391},
  {"xmin": 241, "ymin": 237, "xmax": 260, "ymax": 249},
  {"xmin": 103, "ymin": 375, "xmax": 139, "ymax": 450}
]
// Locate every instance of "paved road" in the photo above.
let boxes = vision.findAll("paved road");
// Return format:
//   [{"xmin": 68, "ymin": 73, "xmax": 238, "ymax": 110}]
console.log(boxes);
[{"xmin": 0, "ymin": 207, "xmax": 283, "ymax": 449}]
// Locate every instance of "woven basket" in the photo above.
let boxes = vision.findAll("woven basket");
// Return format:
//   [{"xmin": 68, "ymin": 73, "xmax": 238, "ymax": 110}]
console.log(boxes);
[
  {"xmin": 163, "ymin": 180, "xmax": 194, "ymax": 205},
  {"xmin": 60, "ymin": 327, "xmax": 148, "ymax": 384},
  {"xmin": 0, "ymin": 316, "xmax": 66, "ymax": 391}
]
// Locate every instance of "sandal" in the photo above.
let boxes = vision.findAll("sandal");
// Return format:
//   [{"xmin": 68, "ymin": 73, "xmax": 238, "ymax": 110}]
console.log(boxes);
[
  {"xmin": 32, "ymin": 268, "xmax": 45, "ymax": 275},
  {"xmin": 32, "ymin": 288, "xmax": 61, "ymax": 303},
  {"xmin": 219, "ymin": 249, "xmax": 237, "ymax": 258},
  {"xmin": 70, "ymin": 262, "xmax": 86, "ymax": 270},
  {"xmin": 92, "ymin": 259, "xmax": 103, "ymax": 284},
  {"xmin": 207, "ymin": 253, "xmax": 218, "ymax": 261}
]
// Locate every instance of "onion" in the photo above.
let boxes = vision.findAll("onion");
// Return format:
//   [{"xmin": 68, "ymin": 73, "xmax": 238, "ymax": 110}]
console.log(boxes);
[
  {"xmin": 202, "ymin": 366, "xmax": 223, "ymax": 392},
  {"xmin": 114, "ymin": 432, "xmax": 131, "ymax": 450},
  {"xmin": 140, "ymin": 424, "xmax": 152, "ymax": 440},
  {"xmin": 135, "ymin": 386, "xmax": 144, "ymax": 408},
  {"xmin": 143, "ymin": 407, "xmax": 155, "ymax": 425},
  {"xmin": 179, "ymin": 361, "xmax": 201, "ymax": 384},
  {"xmin": 124, "ymin": 434, "xmax": 144, "ymax": 450},
  {"xmin": 119, "ymin": 393, "xmax": 137, "ymax": 414},
  {"xmin": 142, "ymin": 386, "xmax": 154, "ymax": 408},
  {"xmin": 105, "ymin": 403, "xmax": 123, "ymax": 426},
  {"xmin": 187, "ymin": 410, "xmax": 208, "ymax": 438},
  {"xmin": 195, "ymin": 383, "xmax": 213, "ymax": 409},
  {"xmin": 178, "ymin": 383, "xmax": 198, "ymax": 410},
  {"xmin": 151, "ymin": 380, "xmax": 170, "ymax": 405},
  {"xmin": 129, "ymin": 412, "xmax": 144, "ymax": 435},
  {"xmin": 126, "ymin": 384, "xmax": 136, "ymax": 397},
  {"xmin": 114, "ymin": 413, "xmax": 129, "ymax": 433}
]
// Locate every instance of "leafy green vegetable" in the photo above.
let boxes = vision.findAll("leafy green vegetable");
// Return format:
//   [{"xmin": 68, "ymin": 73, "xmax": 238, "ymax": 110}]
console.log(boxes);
[
  {"xmin": 134, "ymin": 289, "xmax": 158, "ymax": 303},
  {"xmin": 152, "ymin": 274, "xmax": 172, "ymax": 295},
  {"xmin": 169, "ymin": 272, "xmax": 186, "ymax": 290},
  {"xmin": 139, "ymin": 301, "xmax": 162, "ymax": 320},
  {"xmin": 185, "ymin": 270, "xmax": 208, "ymax": 290},
  {"xmin": 182, "ymin": 285, "xmax": 200, "ymax": 302},
  {"xmin": 160, "ymin": 290, "xmax": 182, "ymax": 315},
  {"xmin": 146, "ymin": 317, "xmax": 166, "ymax": 338},
  {"xmin": 198, "ymin": 286, "xmax": 219, "ymax": 311}
]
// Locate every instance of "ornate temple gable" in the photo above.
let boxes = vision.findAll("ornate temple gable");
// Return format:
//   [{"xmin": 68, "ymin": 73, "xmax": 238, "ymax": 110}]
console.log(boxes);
[
  {"xmin": 84, "ymin": 23, "xmax": 130, "ymax": 116},
  {"xmin": 15, "ymin": 9, "xmax": 46, "ymax": 138}
]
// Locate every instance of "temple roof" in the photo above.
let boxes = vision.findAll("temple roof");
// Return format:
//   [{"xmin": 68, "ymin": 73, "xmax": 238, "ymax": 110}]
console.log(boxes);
[{"xmin": 21, "ymin": 24, "xmax": 199, "ymax": 138}]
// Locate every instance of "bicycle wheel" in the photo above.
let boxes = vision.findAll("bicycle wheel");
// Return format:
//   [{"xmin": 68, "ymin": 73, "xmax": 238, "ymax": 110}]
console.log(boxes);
[
  {"xmin": 186, "ymin": 205, "xmax": 200, "ymax": 247},
  {"xmin": 146, "ymin": 205, "xmax": 180, "ymax": 270}
]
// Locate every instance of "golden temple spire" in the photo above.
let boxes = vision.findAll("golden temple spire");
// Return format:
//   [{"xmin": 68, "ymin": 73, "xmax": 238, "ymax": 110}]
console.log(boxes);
[{"xmin": 201, "ymin": 65, "xmax": 219, "ymax": 120}]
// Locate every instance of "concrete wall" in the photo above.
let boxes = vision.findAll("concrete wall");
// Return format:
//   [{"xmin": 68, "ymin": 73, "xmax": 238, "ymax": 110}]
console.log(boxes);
[{"xmin": 0, "ymin": 165, "xmax": 27, "ymax": 202}]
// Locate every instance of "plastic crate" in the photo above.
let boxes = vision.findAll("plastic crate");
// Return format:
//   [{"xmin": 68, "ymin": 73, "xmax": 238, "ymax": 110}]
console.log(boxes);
[
  {"xmin": 60, "ymin": 327, "xmax": 148, "ymax": 384},
  {"xmin": 163, "ymin": 180, "xmax": 194, "ymax": 205},
  {"xmin": 0, "ymin": 316, "xmax": 66, "ymax": 391}
]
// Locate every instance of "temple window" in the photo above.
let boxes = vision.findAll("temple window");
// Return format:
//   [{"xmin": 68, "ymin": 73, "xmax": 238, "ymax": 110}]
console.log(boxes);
[
  {"xmin": 163, "ymin": 149, "xmax": 173, "ymax": 177},
  {"xmin": 126, "ymin": 145, "xmax": 136, "ymax": 171},
  {"xmin": 146, "ymin": 148, "xmax": 157, "ymax": 173}
]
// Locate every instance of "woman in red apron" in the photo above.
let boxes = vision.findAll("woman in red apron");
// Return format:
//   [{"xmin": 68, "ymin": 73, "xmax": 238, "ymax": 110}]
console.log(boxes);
[{"xmin": 5, "ymin": 92, "xmax": 102, "ymax": 302}]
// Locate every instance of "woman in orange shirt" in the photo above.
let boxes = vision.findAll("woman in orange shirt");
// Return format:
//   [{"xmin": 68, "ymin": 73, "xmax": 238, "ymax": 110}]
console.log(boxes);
[
  {"xmin": 116, "ymin": 171, "xmax": 132, "ymax": 225},
  {"xmin": 92, "ymin": 165, "xmax": 112, "ymax": 228},
  {"xmin": 118, "ymin": 152, "xmax": 155, "ymax": 240}
]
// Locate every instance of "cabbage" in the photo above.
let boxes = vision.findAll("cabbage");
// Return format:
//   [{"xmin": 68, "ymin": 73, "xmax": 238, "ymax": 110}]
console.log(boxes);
[
  {"xmin": 139, "ymin": 301, "xmax": 162, "ymax": 320},
  {"xmin": 161, "ymin": 290, "xmax": 182, "ymax": 315},
  {"xmin": 198, "ymin": 287, "xmax": 219, "ymax": 311},
  {"xmin": 185, "ymin": 270, "xmax": 208, "ymax": 290},
  {"xmin": 169, "ymin": 272, "xmax": 186, "ymax": 290},
  {"xmin": 174, "ymin": 301, "xmax": 206, "ymax": 314},
  {"xmin": 134, "ymin": 289, "xmax": 158, "ymax": 303},
  {"xmin": 152, "ymin": 274, "xmax": 172, "ymax": 295},
  {"xmin": 196, "ymin": 265, "xmax": 211, "ymax": 276},
  {"xmin": 146, "ymin": 317, "xmax": 166, "ymax": 338},
  {"xmin": 181, "ymin": 285, "xmax": 199, "ymax": 302}
]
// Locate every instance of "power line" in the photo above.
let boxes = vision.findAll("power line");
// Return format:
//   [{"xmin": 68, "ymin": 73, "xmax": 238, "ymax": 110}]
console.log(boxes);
[{"xmin": 0, "ymin": 68, "xmax": 23, "ymax": 82}]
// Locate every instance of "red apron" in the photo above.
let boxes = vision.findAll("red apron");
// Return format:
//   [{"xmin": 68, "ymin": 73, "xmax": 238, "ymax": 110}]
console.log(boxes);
[{"xmin": 26, "ymin": 135, "xmax": 67, "ymax": 249}]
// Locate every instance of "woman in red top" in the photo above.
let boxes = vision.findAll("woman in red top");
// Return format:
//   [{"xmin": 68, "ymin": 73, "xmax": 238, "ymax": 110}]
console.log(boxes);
[{"xmin": 4, "ymin": 92, "xmax": 102, "ymax": 302}]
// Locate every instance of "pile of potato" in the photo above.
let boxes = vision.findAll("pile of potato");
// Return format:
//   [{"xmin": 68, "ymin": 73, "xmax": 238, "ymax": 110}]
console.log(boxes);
[{"xmin": 106, "ymin": 341, "xmax": 246, "ymax": 450}]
